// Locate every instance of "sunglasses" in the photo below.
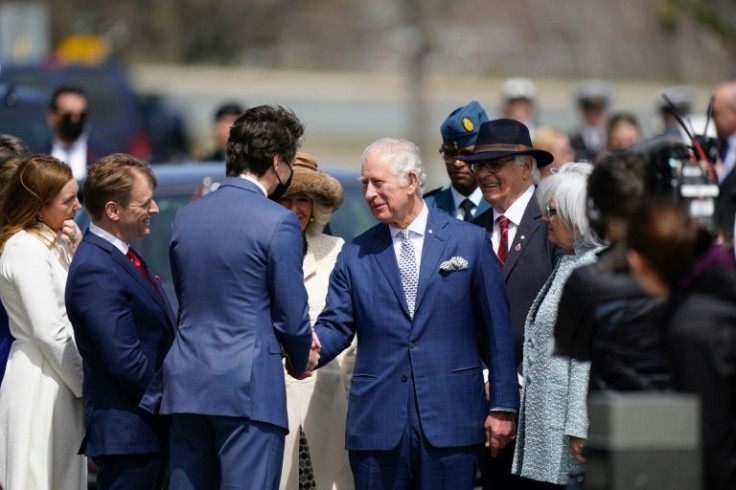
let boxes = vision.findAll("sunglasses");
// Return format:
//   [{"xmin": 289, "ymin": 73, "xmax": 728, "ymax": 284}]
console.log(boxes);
[
  {"xmin": 545, "ymin": 202, "xmax": 558, "ymax": 217},
  {"xmin": 470, "ymin": 156, "xmax": 516, "ymax": 174},
  {"xmin": 438, "ymin": 146, "xmax": 474, "ymax": 163}
]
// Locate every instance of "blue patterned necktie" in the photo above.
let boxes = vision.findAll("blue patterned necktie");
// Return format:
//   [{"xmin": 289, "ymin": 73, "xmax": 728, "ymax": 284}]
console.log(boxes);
[{"xmin": 398, "ymin": 229, "xmax": 418, "ymax": 318}]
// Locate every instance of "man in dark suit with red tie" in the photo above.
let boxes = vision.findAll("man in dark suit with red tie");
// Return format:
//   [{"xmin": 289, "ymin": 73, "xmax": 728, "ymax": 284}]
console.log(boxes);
[
  {"xmin": 66, "ymin": 153, "xmax": 175, "ymax": 489},
  {"xmin": 462, "ymin": 119, "xmax": 564, "ymax": 489}
]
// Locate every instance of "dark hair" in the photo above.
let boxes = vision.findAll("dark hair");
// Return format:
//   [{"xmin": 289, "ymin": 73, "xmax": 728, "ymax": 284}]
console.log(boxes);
[
  {"xmin": 606, "ymin": 112, "xmax": 640, "ymax": 135},
  {"xmin": 627, "ymin": 201, "xmax": 712, "ymax": 287},
  {"xmin": 84, "ymin": 153, "xmax": 157, "ymax": 222},
  {"xmin": 225, "ymin": 105, "xmax": 304, "ymax": 177},
  {"xmin": 49, "ymin": 85, "xmax": 87, "ymax": 112},
  {"xmin": 0, "ymin": 134, "xmax": 30, "ymax": 163},
  {"xmin": 214, "ymin": 102, "xmax": 245, "ymax": 122},
  {"xmin": 587, "ymin": 153, "xmax": 655, "ymax": 238},
  {"xmin": 0, "ymin": 154, "xmax": 73, "ymax": 250}
]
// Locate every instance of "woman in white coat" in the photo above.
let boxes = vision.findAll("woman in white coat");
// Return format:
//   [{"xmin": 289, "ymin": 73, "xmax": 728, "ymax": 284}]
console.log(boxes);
[
  {"xmin": 512, "ymin": 163, "xmax": 605, "ymax": 487},
  {"xmin": 278, "ymin": 153, "xmax": 355, "ymax": 490},
  {"xmin": 0, "ymin": 155, "xmax": 86, "ymax": 490}
]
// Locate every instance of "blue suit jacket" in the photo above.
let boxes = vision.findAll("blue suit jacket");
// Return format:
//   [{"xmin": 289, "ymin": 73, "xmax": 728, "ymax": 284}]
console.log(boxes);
[
  {"xmin": 314, "ymin": 208, "xmax": 519, "ymax": 451},
  {"xmin": 65, "ymin": 231, "xmax": 176, "ymax": 457},
  {"xmin": 473, "ymin": 193, "xmax": 564, "ymax": 365},
  {"xmin": 143, "ymin": 177, "xmax": 312, "ymax": 430},
  {"xmin": 424, "ymin": 186, "xmax": 490, "ymax": 219}
]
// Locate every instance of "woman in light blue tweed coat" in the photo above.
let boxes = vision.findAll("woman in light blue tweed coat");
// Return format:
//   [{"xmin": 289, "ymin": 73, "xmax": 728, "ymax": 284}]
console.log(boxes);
[{"xmin": 512, "ymin": 162, "xmax": 605, "ymax": 487}]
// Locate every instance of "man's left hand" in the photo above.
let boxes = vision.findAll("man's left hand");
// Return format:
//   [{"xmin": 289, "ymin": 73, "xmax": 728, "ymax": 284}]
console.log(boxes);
[{"xmin": 484, "ymin": 411, "xmax": 516, "ymax": 458}]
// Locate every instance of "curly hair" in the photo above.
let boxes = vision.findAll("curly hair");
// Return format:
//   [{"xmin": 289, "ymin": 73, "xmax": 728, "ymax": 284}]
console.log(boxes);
[{"xmin": 226, "ymin": 105, "xmax": 304, "ymax": 177}]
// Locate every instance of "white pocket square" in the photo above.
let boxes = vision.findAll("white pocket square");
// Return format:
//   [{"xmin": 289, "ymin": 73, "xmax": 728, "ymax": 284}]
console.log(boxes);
[{"xmin": 439, "ymin": 256, "xmax": 468, "ymax": 272}]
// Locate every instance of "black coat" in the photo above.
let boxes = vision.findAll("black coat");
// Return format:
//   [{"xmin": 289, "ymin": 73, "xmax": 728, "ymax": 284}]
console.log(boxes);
[
  {"xmin": 473, "ymin": 193, "xmax": 563, "ymax": 366},
  {"xmin": 662, "ymin": 246, "xmax": 736, "ymax": 490},
  {"xmin": 554, "ymin": 245, "xmax": 672, "ymax": 392}
]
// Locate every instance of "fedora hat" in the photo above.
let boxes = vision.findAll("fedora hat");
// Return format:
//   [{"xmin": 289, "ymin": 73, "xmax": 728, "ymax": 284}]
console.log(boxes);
[
  {"xmin": 283, "ymin": 152, "xmax": 344, "ymax": 210},
  {"xmin": 457, "ymin": 118, "xmax": 554, "ymax": 167}
]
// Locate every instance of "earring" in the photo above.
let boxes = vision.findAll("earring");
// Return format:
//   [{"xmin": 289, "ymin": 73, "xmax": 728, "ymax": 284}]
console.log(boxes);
[
  {"xmin": 37, "ymin": 214, "xmax": 44, "ymax": 223},
  {"xmin": 309, "ymin": 217, "xmax": 314, "ymax": 222}
]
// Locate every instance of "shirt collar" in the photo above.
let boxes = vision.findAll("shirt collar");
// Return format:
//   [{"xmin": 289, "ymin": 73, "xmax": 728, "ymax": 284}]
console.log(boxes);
[
  {"xmin": 493, "ymin": 184, "xmax": 534, "ymax": 225},
  {"xmin": 389, "ymin": 201, "xmax": 428, "ymax": 238},
  {"xmin": 89, "ymin": 222, "xmax": 129, "ymax": 255},
  {"xmin": 51, "ymin": 133, "xmax": 88, "ymax": 152},
  {"xmin": 239, "ymin": 174, "xmax": 268, "ymax": 197},
  {"xmin": 450, "ymin": 186, "xmax": 483, "ymax": 209}
]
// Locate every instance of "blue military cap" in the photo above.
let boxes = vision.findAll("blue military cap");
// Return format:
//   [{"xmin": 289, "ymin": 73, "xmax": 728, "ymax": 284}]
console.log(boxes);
[{"xmin": 440, "ymin": 101, "xmax": 489, "ymax": 149}]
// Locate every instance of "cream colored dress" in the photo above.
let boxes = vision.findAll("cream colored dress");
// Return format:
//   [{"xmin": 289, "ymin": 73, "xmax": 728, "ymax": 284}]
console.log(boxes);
[
  {"xmin": 281, "ymin": 233, "xmax": 355, "ymax": 490},
  {"xmin": 0, "ymin": 227, "xmax": 86, "ymax": 490}
]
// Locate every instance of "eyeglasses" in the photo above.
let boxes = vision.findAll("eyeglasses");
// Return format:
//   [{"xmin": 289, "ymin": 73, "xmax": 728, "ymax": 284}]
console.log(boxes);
[
  {"xmin": 545, "ymin": 202, "xmax": 558, "ymax": 217},
  {"xmin": 470, "ymin": 156, "xmax": 516, "ymax": 174},
  {"xmin": 439, "ymin": 146, "xmax": 474, "ymax": 163}
]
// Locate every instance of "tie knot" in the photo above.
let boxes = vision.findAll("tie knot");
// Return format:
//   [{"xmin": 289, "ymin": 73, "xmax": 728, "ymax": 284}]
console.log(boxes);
[
  {"xmin": 126, "ymin": 247, "xmax": 140, "ymax": 265},
  {"xmin": 497, "ymin": 215, "xmax": 510, "ymax": 229},
  {"xmin": 400, "ymin": 229, "xmax": 411, "ymax": 241},
  {"xmin": 460, "ymin": 199, "xmax": 474, "ymax": 213}
]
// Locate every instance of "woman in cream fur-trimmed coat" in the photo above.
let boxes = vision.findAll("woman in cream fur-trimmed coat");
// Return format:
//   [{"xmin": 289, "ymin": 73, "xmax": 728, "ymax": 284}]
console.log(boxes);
[
  {"xmin": 278, "ymin": 153, "xmax": 355, "ymax": 490},
  {"xmin": 512, "ymin": 163, "xmax": 605, "ymax": 487}
]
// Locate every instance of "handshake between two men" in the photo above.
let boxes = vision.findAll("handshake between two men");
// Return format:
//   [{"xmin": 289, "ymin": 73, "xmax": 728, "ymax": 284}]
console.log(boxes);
[{"xmin": 285, "ymin": 329, "xmax": 322, "ymax": 380}]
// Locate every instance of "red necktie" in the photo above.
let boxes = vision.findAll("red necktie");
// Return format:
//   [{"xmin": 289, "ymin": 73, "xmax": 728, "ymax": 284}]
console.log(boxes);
[
  {"xmin": 126, "ymin": 248, "xmax": 160, "ymax": 295},
  {"xmin": 496, "ymin": 215, "xmax": 510, "ymax": 269}
]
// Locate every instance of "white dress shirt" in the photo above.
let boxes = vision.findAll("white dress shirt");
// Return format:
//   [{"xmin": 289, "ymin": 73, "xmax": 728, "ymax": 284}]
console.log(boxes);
[
  {"xmin": 89, "ymin": 222, "xmax": 130, "ymax": 255},
  {"xmin": 239, "ymin": 174, "xmax": 268, "ymax": 197},
  {"xmin": 490, "ymin": 184, "xmax": 535, "ymax": 254},
  {"xmin": 720, "ymin": 133, "xmax": 736, "ymax": 182},
  {"xmin": 450, "ymin": 186, "xmax": 484, "ymax": 221},
  {"xmin": 51, "ymin": 134, "xmax": 88, "ymax": 180},
  {"xmin": 388, "ymin": 202, "xmax": 428, "ymax": 268}
]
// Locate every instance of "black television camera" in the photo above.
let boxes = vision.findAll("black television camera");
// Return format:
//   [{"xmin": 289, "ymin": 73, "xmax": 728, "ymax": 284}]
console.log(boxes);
[{"xmin": 625, "ymin": 135, "xmax": 720, "ymax": 230}]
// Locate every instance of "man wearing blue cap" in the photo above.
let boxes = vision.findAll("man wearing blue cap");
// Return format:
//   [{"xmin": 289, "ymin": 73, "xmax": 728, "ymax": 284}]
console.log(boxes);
[{"xmin": 425, "ymin": 101, "xmax": 491, "ymax": 221}]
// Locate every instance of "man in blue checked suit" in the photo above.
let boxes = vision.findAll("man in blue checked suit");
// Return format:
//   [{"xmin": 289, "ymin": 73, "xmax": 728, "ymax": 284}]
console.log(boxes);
[
  {"xmin": 66, "ymin": 154, "xmax": 175, "ymax": 489},
  {"xmin": 140, "ymin": 106, "xmax": 318, "ymax": 490},
  {"xmin": 313, "ymin": 138, "xmax": 519, "ymax": 489}
]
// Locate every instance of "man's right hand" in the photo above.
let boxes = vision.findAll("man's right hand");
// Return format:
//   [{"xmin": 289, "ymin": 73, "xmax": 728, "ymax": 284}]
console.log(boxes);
[{"xmin": 286, "ymin": 330, "xmax": 321, "ymax": 380}]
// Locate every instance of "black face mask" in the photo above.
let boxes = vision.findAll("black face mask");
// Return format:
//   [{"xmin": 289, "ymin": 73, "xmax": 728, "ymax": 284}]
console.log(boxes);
[
  {"xmin": 59, "ymin": 112, "xmax": 86, "ymax": 141},
  {"xmin": 268, "ymin": 163, "xmax": 294, "ymax": 201}
]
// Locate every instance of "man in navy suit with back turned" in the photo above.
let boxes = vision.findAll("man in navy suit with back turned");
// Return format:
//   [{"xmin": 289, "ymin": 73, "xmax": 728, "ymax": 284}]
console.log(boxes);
[
  {"xmin": 462, "ymin": 119, "xmax": 564, "ymax": 490},
  {"xmin": 313, "ymin": 138, "xmax": 519, "ymax": 489},
  {"xmin": 424, "ymin": 101, "xmax": 491, "ymax": 221},
  {"xmin": 141, "ymin": 105, "xmax": 317, "ymax": 490},
  {"xmin": 66, "ymin": 154, "xmax": 175, "ymax": 489}
]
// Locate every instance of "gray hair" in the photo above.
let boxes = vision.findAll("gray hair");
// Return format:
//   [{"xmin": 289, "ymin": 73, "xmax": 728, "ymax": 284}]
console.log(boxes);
[
  {"xmin": 512, "ymin": 155, "xmax": 540, "ymax": 184},
  {"xmin": 536, "ymin": 162, "xmax": 602, "ymax": 248},
  {"xmin": 362, "ymin": 137, "xmax": 427, "ymax": 195}
]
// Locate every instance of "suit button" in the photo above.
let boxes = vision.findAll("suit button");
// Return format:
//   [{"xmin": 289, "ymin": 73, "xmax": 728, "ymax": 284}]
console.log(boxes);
[
  {"xmin": 401, "ymin": 375, "xmax": 408, "ymax": 382},
  {"xmin": 409, "ymin": 342, "xmax": 415, "ymax": 349}
]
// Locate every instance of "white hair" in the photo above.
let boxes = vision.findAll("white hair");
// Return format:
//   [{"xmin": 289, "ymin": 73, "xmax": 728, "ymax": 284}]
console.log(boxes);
[
  {"xmin": 362, "ymin": 137, "xmax": 427, "ymax": 195},
  {"xmin": 512, "ymin": 155, "xmax": 540, "ymax": 184},
  {"xmin": 536, "ymin": 162, "xmax": 602, "ymax": 248}
]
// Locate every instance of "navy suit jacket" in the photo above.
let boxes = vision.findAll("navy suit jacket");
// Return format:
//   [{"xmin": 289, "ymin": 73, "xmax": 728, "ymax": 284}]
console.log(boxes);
[
  {"xmin": 142, "ymin": 177, "xmax": 312, "ymax": 431},
  {"xmin": 65, "ymin": 231, "xmax": 175, "ymax": 457},
  {"xmin": 424, "ymin": 186, "xmax": 490, "ymax": 219},
  {"xmin": 314, "ymin": 208, "xmax": 519, "ymax": 451},
  {"xmin": 473, "ymin": 193, "xmax": 563, "ymax": 365}
]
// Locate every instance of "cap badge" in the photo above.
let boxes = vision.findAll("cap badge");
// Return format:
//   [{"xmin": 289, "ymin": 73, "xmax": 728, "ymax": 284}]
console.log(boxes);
[{"xmin": 462, "ymin": 117, "xmax": 474, "ymax": 132}]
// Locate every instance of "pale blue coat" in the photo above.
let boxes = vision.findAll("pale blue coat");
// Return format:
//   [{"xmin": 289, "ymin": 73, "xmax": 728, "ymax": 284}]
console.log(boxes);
[{"xmin": 512, "ymin": 243, "xmax": 603, "ymax": 485}]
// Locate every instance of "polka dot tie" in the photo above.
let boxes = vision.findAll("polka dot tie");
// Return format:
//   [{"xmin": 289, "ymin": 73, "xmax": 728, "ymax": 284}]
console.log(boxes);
[
  {"xmin": 398, "ymin": 229, "xmax": 418, "ymax": 318},
  {"xmin": 298, "ymin": 426, "xmax": 316, "ymax": 489}
]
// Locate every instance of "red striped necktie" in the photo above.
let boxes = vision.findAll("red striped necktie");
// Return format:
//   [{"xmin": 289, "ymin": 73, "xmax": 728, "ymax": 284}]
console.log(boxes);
[{"xmin": 496, "ymin": 215, "xmax": 510, "ymax": 269}]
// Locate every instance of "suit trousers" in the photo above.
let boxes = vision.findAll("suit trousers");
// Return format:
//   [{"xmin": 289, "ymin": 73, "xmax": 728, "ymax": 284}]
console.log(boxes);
[
  {"xmin": 94, "ymin": 453, "xmax": 167, "ymax": 490},
  {"xmin": 349, "ymin": 382, "xmax": 477, "ymax": 490},
  {"xmin": 168, "ymin": 414, "xmax": 287, "ymax": 490}
]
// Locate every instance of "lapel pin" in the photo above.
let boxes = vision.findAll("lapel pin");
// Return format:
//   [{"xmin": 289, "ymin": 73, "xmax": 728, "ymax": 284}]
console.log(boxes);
[
  {"xmin": 520, "ymin": 235, "xmax": 526, "ymax": 240},
  {"xmin": 428, "ymin": 229, "xmax": 433, "ymax": 234},
  {"xmin": 514, "ymin": 243, "xmax": 522, "ymax": 252}
]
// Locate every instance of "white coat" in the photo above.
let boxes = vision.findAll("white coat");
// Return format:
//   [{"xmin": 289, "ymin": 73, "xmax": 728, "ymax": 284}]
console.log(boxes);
[{"xmin": 0, "ymin": 227, "xmax": 86, "ymax": 490}]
